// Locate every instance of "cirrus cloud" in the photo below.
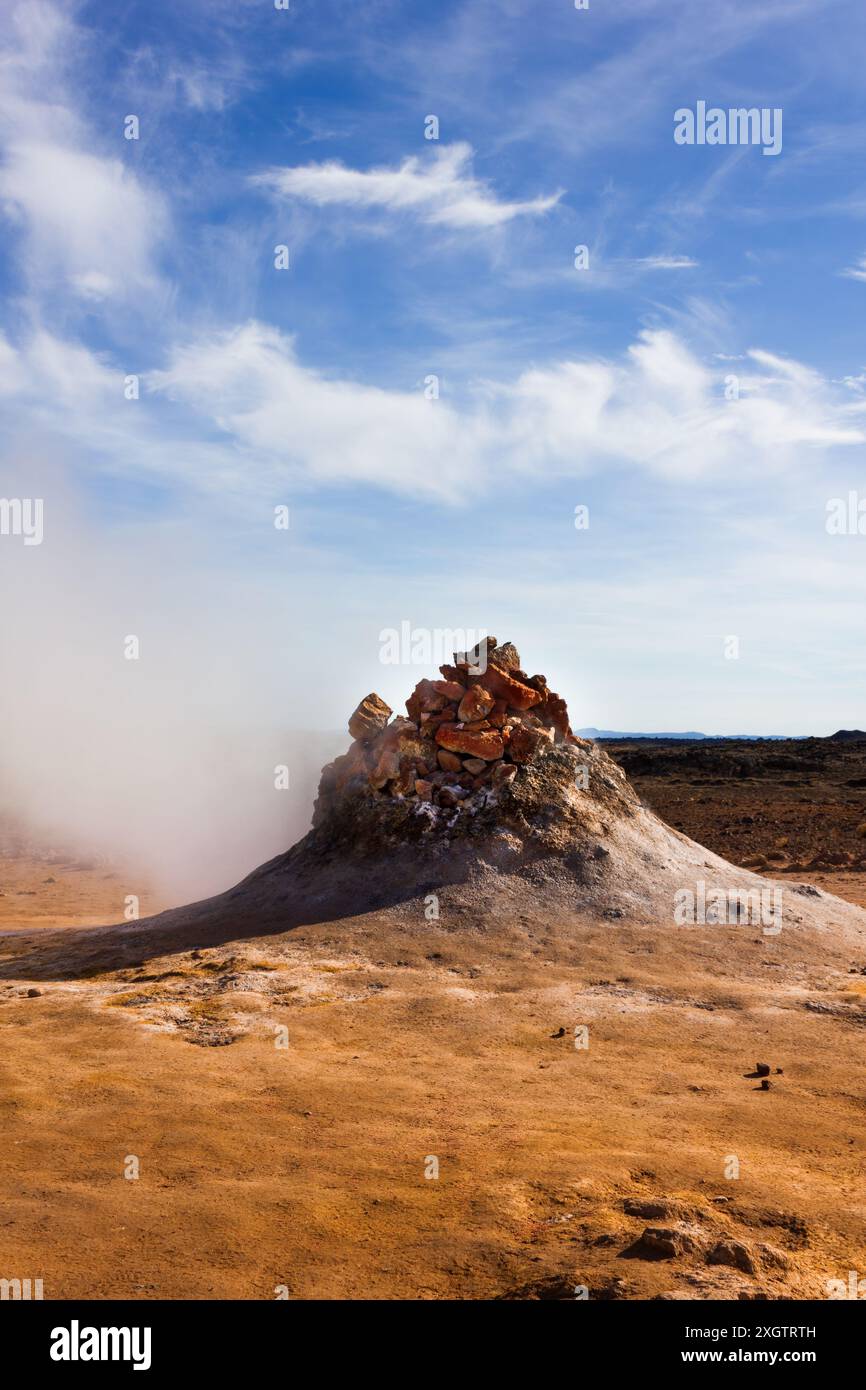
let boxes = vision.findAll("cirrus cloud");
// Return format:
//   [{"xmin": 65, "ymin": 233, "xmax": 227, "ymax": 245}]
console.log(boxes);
[
  {"xmin": 841, "ymin": 252, "xmax": 866, "ymax": 282},
  {"xmin": 251, "ymin": 141, "xmax": 562, "ymax": 230}
]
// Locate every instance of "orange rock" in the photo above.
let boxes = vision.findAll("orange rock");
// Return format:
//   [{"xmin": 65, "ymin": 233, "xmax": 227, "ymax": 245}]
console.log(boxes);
[
  {"xmin": 437, "ymin": 750, "xmax": 463, "ymax": 772},
  {"xmin": 455, "ymin": 635, "xmax": 496, "ymax": 670},
  {"xmin": 477, "ymin": 664, "xmax": 541, "ymax": 711},
  {"xmin": 536, "ymin": 689, "xmax": 571, "ymax": 739},
  {"xmin": 435, "ymin": 723, "xmax": 505, "ymax": 761},
  {"xmin": 462, "ymin": 757, "xmax": 487, "ymax": 775},
  {"xmin": 457, "ymin": 685, "xmax": 494, "ymax": 723},
  {"xmin": 421, "ymin": 711, "xmax": 451, "ymax": 731},
  {"xmin": 349, "ymin": 692, "xmax": 392, "ymax": 742},
  {"xmin": 507, "ymin": 725, "xmax": 548, "ymax": 764},
  {"xmin": 372, "ymin": 717, "xmax": 415, "ymax": 750},
  {"xmin": 438, "ymin": 664, "xmax": 465, "ymax": 684},
  {"xmin": 490, "ymin": 641, "xmax": 521, "ymax": 671},
  {"xmin": 500, "ymin": 719, "xmax": 522, "ymax": 746},
  {"xmin": 492, "ymin": 762, "xmax": 518, "ymax": 789},
  {"xmin": 406, "ymin": 679, "xmax": 446, "ymax": 722},
  {"xmin": 488, "ymin": 700, "xmax": 507, "ymax": 728},
  {"xmin": 432, "ymin": 679, "xmax": 467, "ymax": 702},
  {"xmin": 414, "ymin": 779, "xmax": 433, "ymax": 802},
  {"xmin": 518, "ymin": 711, "xmax": 543, "ymax": 728}
]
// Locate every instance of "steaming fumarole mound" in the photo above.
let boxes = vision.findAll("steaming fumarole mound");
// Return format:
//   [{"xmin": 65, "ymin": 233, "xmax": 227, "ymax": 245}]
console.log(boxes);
[{"xmin": 30, "ymin": 631, "xmax": 864, "ymax": 966}]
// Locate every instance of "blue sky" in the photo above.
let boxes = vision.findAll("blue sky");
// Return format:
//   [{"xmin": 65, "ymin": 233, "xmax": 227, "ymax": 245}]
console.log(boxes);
[{"xmin": 2, "ymin": 0, "xmax": 866, "ymax": 739}]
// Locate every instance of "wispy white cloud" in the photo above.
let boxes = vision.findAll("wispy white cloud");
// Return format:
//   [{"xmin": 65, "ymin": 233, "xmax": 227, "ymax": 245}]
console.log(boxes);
[
  {"xmin": 0, "ymin": 1, "xmax": 167, "ymax": 303},
  {"xmin": 635, "ymin": 255, "xmax": 698, "ymax": 270},
  {"xmin": 142, "ymin": 323, "xmax": 863, "ymax": 499},
  {"xmin": 148, "ymin": 321, "xmax": 491, "ymax": 501},
  {"xmin": 493, "ymin": 335, "xmax": 862, "ymax": 481},
  {"xmin": 510, "ymin": 0, "xmax": 816, "ymax": 155},
  {"xmin": 251, "ymin": 142, "xmax": 562, "ymax": 230},
  {"xmin": 166, "ymin": 61, "xmax": 234, "ymax": 112},
  {"xmin": 2, "ymin": 319, "xmax": 858, "ymax": 509},
  {"xmin": 841, "ymin": 252, "xmax": 866, "ymax": 282},
  {"xmin": 0, "ymin": 141, "xmax": 167, "ymax": 302}
]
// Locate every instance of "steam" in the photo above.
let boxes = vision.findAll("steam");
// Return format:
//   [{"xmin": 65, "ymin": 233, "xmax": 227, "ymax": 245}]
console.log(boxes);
[{"xmin": 0, "ymin": 469, "xmax": 345, "ymax": 905}]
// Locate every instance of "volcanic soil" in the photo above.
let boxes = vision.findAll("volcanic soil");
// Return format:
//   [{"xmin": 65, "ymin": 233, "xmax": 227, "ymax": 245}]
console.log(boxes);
[
  {"xmin": 606, "ymin": 734, "xmax": 866, "ymax": 910},
  {"xmin": 1, "ymin": 736, "xmax": 865, "ymax": 1301}
]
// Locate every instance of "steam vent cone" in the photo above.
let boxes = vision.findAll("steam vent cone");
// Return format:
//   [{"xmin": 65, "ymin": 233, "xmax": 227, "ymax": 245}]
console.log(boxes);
[{"xmin": 81, "ymin": 634, "xmax": 866, "ymax": 961}]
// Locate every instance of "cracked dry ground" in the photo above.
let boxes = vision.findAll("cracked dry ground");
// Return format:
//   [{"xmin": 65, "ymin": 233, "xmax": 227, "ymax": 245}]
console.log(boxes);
[{"xmin": 1, "ymin": 871, "xmax": 864, "ymax": 1299}]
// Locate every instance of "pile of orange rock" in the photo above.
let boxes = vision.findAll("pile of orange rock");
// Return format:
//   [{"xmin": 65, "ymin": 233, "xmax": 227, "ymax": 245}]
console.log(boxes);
[{"xmin": 321, "ymin": 636, "xmax": 577, "ymax": 815}]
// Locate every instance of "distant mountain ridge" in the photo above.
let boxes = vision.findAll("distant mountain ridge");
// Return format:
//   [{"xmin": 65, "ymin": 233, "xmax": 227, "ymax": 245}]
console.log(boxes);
[{"xmin": 577, "ymin": 728, "xmax": 796, "ymax": 742}]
